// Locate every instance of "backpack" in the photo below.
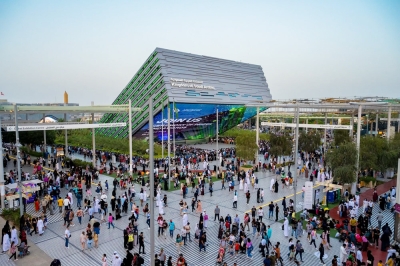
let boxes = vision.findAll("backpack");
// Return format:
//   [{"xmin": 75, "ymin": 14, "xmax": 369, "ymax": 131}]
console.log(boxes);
[
  {"xmin": 138, "ymin": 256, "xmax": 145, "ymax": 264},
  {"xmin": 50, "ymin": 259, "xmax": 61, "ymax": 266}
]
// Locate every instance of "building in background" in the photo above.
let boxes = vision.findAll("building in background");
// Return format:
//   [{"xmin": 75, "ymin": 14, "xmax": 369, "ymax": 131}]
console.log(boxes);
[
  {"xmin": 98, "ymin": 47, "xmax": 272, "ymax": 141},
  {"xmin": 0, "ymin": 99, "xmax": 79, "ymax": 122}
]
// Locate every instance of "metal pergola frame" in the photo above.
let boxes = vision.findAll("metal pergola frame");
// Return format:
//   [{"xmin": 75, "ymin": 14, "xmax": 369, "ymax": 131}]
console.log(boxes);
[
  {"xmin": 246, "ymin": 101, "xmax": 400, "ymax": 199},
  {"xmin": 0, "ymin": 103, "xmax": 142, "ymax": 214}
]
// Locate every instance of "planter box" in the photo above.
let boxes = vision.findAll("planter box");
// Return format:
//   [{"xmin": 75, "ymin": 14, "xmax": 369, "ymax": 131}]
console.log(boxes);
[
  {"xmin": 367, "ymin": 181, "xmax": 376, "ymax": 189},
  {"xmin": 359, "ymin": 181, "xmax": 365, "ymax": 188},
  {"xmin": 240, "ymin": 166, "xmax": 253, "ymax": 172}
]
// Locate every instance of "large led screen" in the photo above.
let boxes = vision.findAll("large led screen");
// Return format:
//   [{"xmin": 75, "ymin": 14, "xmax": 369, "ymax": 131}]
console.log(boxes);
[{"xmin": 134, "ymin": 103, "xmax": 265, "ymax": 141}]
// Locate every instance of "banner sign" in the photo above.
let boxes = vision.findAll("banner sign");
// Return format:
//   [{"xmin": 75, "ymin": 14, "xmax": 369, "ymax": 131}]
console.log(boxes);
[
  {"xmin": 303, "ymin": 181, "xmax": 314, "ymax": 210},
  {"xmin": 6, "ymin": 122, "xmax": 126, "ymax": 132},
  {"xmin": 260, "ymin": 122, "xmax": 351, "ymax": 130}
]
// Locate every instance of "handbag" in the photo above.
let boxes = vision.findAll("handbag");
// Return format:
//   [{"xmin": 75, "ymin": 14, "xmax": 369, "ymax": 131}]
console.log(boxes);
[
  {"xmin": 300, "ymin": 248, "xmax": 304, "ymax": 253},
  {"xmin": 366, "ymin": 260, "xmax": 371, "ymax": 264}
]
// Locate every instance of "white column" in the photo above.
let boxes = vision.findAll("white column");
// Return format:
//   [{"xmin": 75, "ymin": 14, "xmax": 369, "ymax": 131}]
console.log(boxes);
[
  {"xmin": 216, "ymin": 108, "xmax": 219, "ymax": 154},
  {"xmin": 91, "ymin": 101, "xmax": 96, "ymax": 168},
  {"xmin": 305, "ymin": 118, "xmax": 308, "ymax": 133},
  {"xmin": 64, "ymin": 104, "xmax": 68, "ymax": 158},
  {"xmin": 128, "ymin": 99, "xmax": 133, "ymax": 175},
  {"xmin": 161, "ymin": 100, "xmax": 164, "ymax": 159},
  {"xmin": 293, "ymin": 107, "xmax": 300, "ymax": 209},
  {"xmin": 14, "ymin": 104, "xmax": 24, "ymax": 216},
  {"xmin": 324, "ymin": 113, "xmax": 327, "ymax": 152},
  {"xmin": 148, "ymin": 97, "xmax": 155, "ymax": 266},
  {"xmin": 43, "ymin": 113, "xmax": 46, "ymax": 153},
  {"xmin": 0, "ymin": 118, "xmax": 4, "ymax": 209},
  {"xmin": 376, "ymin": 112, "xmax": 379, "ymax": 135},
  {"xmin": 256, "ymin": 107, "xmax": 259, "ymax": 162},
  {"xmin": 396, "ymin": 159, "xmax": 400, "ymax": 204},
  {"xmin": 350, "ymin": 111, "xmax": 354, "ymax": 137},
  {"xmin": 387, "ymin": 106, "xmax": 392, "ymax": 141},
  {"xmin": 167, "ymin": 102, "xmax": 171, "ymax": 189},
  {"xmin": 398, "ymin": 113, "xmax": 400, "ymax": 133},
  {"xmin": 173, "ymin": 99, "xmax": 175, "ymax": 156},
  {"xmin": 354, "ymin": 105, "xmax": 362, "ymax": 194}
]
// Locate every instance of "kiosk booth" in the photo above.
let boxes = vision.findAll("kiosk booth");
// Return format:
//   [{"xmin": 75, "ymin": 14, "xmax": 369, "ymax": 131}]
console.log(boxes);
[{"xmin": 4, "ymin": 180, "xmax": 43, "ymax": 209}]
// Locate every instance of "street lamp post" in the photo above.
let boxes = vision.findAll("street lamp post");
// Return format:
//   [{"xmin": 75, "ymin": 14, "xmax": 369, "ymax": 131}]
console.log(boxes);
[
  {"xmin": 216, "ymin": 108, "xmax": 219, "ymax": 158},
  {"xmin": 293, "ymin": 107, "xmax": 300, "ymax": 211},
  {"xmin": 14, "ymin": 104, "xmax": 24, "ymax": 216},
  {"xmin": 366, "ymin": 114, "xmax": 369, "ymax": 136},
  {"xmin": 161, "ymin": 100, "xmax": 164, "ymax": 159},
  {"xmin": 128, "ymin": 99, "xmax": 133, "ymax": 175},
  {"xmin": 256, "ymin": 107, "xmax": 259, "ymax": 163},
  {"xmin": 0, "ymin": 118, "xmax": 4, "ymax": 209},
  {"xmin": 148, "ymin": 98, "xmax": 155, "ymax": 266},
  {"xmin": 167, "ymin": 102, "xmax": 171, "ymax": 190}
]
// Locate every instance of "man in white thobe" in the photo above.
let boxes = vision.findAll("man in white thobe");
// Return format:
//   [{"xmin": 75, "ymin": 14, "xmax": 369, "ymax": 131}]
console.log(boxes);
[
  {"xmin": 283, "ymin": 218, "xmax": 289, "ymax": 237},
  {"xmin": 10, "ymin": 226, "xmax": 18, "ymax": 245}
]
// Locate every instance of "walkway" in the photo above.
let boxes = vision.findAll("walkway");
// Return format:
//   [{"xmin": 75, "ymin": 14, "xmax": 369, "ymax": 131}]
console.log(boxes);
[
  {"xmin": 1, "ymin": 149, "xmax": 338, "ymax": 266},
  {"xmin": 329, "ymin": 178, "xmax": 397, "ymax": 264}
]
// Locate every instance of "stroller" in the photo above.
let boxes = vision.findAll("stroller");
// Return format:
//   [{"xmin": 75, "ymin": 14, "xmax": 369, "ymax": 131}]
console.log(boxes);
[
  {"xmin": 216, "ymin": 247, "xmax": 225, "ymax": 264},
  {"xmin": 18, "ymin": 243, "xmax": 30, "ymax": 257},
  {"xmin": 339, "ymin": 229, "xmax": 348, "ymax": 242}
]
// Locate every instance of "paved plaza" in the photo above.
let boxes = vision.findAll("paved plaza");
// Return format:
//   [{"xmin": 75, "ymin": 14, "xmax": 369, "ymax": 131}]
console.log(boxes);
[{"xmin": 0, "ymin": 144, "xmax": 396, "ymax": 266}]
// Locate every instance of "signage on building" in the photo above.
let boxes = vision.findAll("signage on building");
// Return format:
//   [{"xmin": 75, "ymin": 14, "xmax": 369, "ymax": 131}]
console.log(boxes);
[
  {"xmin": 260, "ymin": 122, "xmax": 351, "ymax": 130},
  {"xmin": 170, "ymin": 78, "xmax": 215, "ymax": 90},
  {"xmin": 6, "ymin": 122, "xmax": 127, "ymax": 132}
]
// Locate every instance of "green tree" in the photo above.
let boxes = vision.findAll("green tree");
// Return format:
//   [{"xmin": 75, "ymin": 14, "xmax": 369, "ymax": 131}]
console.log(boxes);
[
  {"xmin": 298, "ymin": 130, "xmax": 321, "ymax": 153},
  {"xmin": 333, "ymin": 129, "xmax": 352, "ymax": 146},
  {"xmin": 3, "ymin": 130, "xmax": 56, "ymax": 145},
  {"xmin": 55, "ymin": 129, "xmax": 162, "ymax": 158},
  {"xmin": 325, "ymin": 142, "xmax": 357, "ymax": 184},
  {"xmin": 235, "ymin": 132, "xmax": 258, "ymax": 163},
  {"xmin": 360, "ymin": 136, "xmax": 399, "ymax": 176},
  {"xmin": 268, "ymin": 133, "xmax": 292, "ymax": 163}
]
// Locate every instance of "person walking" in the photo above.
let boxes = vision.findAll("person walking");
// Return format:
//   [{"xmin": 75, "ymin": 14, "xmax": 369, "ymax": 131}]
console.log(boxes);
[
  {"xmin": 169, "ymin": 220, "xmax": 175, "ymax": 237},
  {"xmin": 176, "ymin": 234, "xmax": 183, "ymax": 253},
  {"xmin": 139, "ymin": 232, "xmax": 145, "ymax": 254},
  {"xmin": 268, "ymin": 202, "xmax": 274, "ymax": 219},
  {"xmin": 295, "ymin": 240, "xmax": 304, "ymax": 262},
  {"xmin": 310, "ymin": 228, "xmax": 318, "ymax": 248},
  {"xmin": 101, "ymin": 254, "xmax": 107, "ymax": 266},
  {"xmin": 108, "ymin": 213, "xmax": 115, "ymax": 229},
  {"xmin": 275, "ymin": 203, "xmax": 280, "ymax": 221},
  {"xmin": 245, "ymin": 190, "xmax": 251, "ymax": 205},
  {"xmin": 246, "ymin": 238, "xmax": 253, "ymax": 259},
  {"xmin": 159, "ymin": 248, "xmax": 166, "ymax": 266},
  {"xmin": 86, "ymin": 229, "xmax": 93, "ymax": 251},
  {"xmin": 8, "ymin": 241, "xmax": 18, "ymax": 261},
  {"xmin": 214, "ymin": 205, "xmax": 220, "ymax": 221},
  {"xmin": 80, "ymin": 231, "xmax": 87, "ymax": 251},
  {"xmin": 318, "ymin": 243, "xmax": 325, "ymax": 265},
  {"xmin": 65, "ymin": 225, "xmax": 71, "ymax": 248},
  {"xmin": 76, "ymin": 207, "xmax": 84, "ymax": 225}
]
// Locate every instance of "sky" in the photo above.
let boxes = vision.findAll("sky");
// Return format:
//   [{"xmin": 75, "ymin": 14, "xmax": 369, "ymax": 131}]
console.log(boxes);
[{"xmin": 0, "ymin": 1, "xmax": 399, "ymax": 105}]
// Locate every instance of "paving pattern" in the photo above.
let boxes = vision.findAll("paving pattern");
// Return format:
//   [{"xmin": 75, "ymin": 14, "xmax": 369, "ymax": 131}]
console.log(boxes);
[{"xmin": 0, "ymin": 149, "xmax": 396, "ymax": 266}]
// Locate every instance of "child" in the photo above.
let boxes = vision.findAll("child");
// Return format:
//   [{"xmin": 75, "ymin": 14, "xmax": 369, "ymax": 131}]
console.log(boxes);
[
  {"xmin": 44, "ymin": 215, "xmax": 48, "ymax": 229},
  {"xmin": 234, "ymin": 241, "xmax": 240, "ymax": 257},
  {"xmin": 377, "ymin": 260, "xmax": 383, "ymax": 266}
]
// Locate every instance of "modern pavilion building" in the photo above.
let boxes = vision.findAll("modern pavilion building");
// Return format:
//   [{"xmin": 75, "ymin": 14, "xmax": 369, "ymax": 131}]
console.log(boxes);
[{"xmin": 97, "ymin": 48, "xmax": 272, "ymax": 141}]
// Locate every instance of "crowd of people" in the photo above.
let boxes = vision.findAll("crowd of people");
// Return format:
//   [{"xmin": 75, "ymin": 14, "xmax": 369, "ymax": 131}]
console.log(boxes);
[{"xmin": 1, "ymin": 141, "xmax": 399, "ymax": 266}]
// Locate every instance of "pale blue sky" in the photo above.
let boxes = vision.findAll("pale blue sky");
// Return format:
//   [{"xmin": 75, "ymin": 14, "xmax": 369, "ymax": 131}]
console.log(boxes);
[{"xmin": 0, "ymin": 1, "xmax": 399, "ymax": 105}]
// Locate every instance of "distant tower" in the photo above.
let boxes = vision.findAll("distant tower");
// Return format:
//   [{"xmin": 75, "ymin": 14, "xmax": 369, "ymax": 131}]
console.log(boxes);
[{"xmin": 64, "ymin": 91, "xmax": 69, "ymax": 104}]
